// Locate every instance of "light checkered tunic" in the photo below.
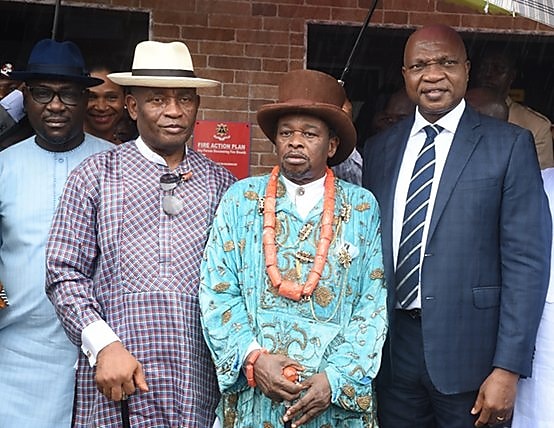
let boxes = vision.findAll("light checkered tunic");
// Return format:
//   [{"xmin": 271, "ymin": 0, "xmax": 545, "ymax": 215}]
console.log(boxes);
[{"xmin": 46, "ymin": 141, "xmax": 235, "ymax": 427}]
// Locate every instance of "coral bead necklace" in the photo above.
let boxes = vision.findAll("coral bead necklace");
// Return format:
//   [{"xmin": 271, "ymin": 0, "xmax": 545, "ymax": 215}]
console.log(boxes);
[{"xmin": 263, "ymin": 165, "xmax": 335, "ymax": 301}]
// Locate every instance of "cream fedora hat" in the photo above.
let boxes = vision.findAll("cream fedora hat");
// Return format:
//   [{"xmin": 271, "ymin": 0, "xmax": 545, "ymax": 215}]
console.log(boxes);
[{"xmin": 108, "ymin": 41, "xmax": 219, "ymax": 88}]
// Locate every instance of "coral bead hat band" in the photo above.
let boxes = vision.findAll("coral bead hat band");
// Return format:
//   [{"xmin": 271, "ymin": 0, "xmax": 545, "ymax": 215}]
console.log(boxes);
[
  {"xmin": 256, "ymin": 69, "xmax": 356, "ymax": 166},
  {"xmin": 108, "ymin": 41, "xmax": 220, "ymax": 88}
]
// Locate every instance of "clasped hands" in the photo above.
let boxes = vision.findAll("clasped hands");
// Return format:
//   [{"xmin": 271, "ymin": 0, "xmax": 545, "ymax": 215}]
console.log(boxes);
[
  {"xmin": 95, "ymin": 341, "xmax": 149, "ymax": 401},
  {"xmin": 253, "ymin": 352, "xmax": 331, "ymax": 427}
]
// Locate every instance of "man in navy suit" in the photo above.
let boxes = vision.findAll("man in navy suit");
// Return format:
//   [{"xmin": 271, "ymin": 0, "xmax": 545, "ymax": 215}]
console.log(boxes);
[{"xmin": 363, "ymin": 24, "xmax": 550, "ymax": 428}]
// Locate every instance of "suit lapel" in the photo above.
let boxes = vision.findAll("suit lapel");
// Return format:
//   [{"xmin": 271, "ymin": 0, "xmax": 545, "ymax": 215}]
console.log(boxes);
[
  {"xmin": 427, "ymin": 107, "xmax": 481, "ymax": 243},
  {"xmin": 378, "ymin": 120, "xmax": 412, "ymax": 292}
]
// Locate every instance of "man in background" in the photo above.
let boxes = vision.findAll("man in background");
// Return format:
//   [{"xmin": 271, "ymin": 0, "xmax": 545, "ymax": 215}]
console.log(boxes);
[{"xmin": 475, "ymin": 50, "xmax": 553, "ymax": 169}]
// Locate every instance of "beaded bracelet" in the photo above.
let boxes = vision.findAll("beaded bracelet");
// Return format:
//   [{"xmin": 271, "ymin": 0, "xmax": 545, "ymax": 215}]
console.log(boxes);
[{"xmin": 244, "ymin": 348, "xmax": 268, "ymax": 387}]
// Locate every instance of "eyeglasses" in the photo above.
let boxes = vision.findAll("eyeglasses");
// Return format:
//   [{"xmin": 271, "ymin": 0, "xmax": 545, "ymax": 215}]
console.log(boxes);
[
  {"xmin": 406, "ymin": 58, "xmax": 465, "ymax": 74},
  {"xmin": 27, "ymin": 86, "xmax": 86, "ymax": 106},
  {"xmin": 160, "ymin": 170, "xmax": 193, "ymax": 215}
]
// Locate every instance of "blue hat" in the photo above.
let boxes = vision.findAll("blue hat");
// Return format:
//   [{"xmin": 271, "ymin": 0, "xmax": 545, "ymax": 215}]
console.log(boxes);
[{"xmin": 10, "ymin": 39, "xmax": 103, "ymax": 87}]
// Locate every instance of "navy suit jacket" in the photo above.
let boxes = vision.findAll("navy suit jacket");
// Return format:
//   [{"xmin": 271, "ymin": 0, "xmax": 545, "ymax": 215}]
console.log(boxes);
[{"xmin": 363, "ymin": 105, "xmax": 551, "ymax": 394}]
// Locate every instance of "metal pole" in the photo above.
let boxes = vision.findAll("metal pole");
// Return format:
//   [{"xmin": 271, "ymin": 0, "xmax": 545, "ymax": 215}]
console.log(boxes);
[
  {"xmin": 338, "ymin": 0, "xmax": 379, "ymax": 86},
  {"xmin": 51, "ymin": 0, "xmax": 61, "ymax": 40}
]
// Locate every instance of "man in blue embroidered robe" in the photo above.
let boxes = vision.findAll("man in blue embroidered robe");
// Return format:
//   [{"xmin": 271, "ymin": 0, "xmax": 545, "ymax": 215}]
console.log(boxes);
[{"xmin": 200, "ymin": 70, "xmax": 388, "ymax": 428}]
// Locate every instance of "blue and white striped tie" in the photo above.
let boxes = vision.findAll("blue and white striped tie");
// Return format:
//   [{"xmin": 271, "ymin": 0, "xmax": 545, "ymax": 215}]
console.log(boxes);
[{"xmin": 396, "ymin": 124, "xmax": 443, "ymax": 308}]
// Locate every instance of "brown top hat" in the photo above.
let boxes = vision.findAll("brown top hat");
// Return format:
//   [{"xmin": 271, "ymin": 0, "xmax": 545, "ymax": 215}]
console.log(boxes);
[{"xmin": 257, "ymin": 69, "xmax": 356, "ymax": 166}]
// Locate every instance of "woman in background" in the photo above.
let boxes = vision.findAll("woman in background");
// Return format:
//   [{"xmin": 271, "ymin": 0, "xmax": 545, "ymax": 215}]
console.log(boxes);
[{"xmin": 84, "ymin": 66, "xmax": 136, "ymax": 144}]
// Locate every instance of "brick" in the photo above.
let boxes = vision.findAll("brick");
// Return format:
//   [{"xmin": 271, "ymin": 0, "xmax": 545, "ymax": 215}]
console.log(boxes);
[
  {"xmin": 209, "ymin": 14, "xmax": 262, "ymax": 30},
  {"xmin": 389, "ymin": 0, "xmax": 434, "ymax": 12},
  {"xmin": 152, "ymin": 24, "xmax": 180, "ymax": 39},
  {"xmin": 222, "ymin": 83, "xmax": 249, "ymax": 98},
  {"xmin": 290, "ymin": 46, "xmax": 304, "ymax": 60},
  {"xmin": 260, "ymin": 153, "xmax": 279, "ymax": 166},
  {"xmin": 332, "ymin": 7, "xmax": 369, "ymax": 23},
  {"xmin": 200, "ymin": 110, "xmax": 250, "ymax": 122},
  {"xmin": 288, "ymin": 59, "xmax": 304, "ymax": 70},
  {"xmin": 201, "ymin": 95, "xmax": 249, "ymax": 111},
  {"xmin": 191, "ymin": 54, "xmax": 207, "ymax": 68},
  {"xmin": 263, "ymin": 59, "xmax": 288, "ymax": 73},
  {"xmin": 197, "ymin": 1, "xmax": 251, "ymax": 15},
  {"xmin": 437, "ymin": 0, "xmax": 482, "ymax": 14},
  {"xmin": 196, "ymin": 84, "xmax": 222, "ymax": 97},
  {"xmin": 251, "ymin": 120, "xmax": 269, "ymax": 133},
  {"xmin": 236, "ymin": 29, "xmax": 290, "ymax": 44},
  {"xmin": 263, "ymin": 16, "xmax": 304, "ymax": 32},
  {"xmin": 306, "ymin": 0, "xmax": 357, "ymax": 6},
  {"xmin": 360, "ymin": 0, "xmax": 385, "ymax": 8},
  {"xmin": 253, "ymin": 3, "xmax": 277, "ymax": 17},
  {"xmin": 209, "ymin": 56, "xmax": 261, "ymax": 71},
  {"xmin": 182, "ymin": 27, "xmax": 236, "ymax": 42},
  {"xmin": 152, "ymin": 10, "xmax": 206, "ymax": 26},
  {"xmin": 202, "ymin": 41, "xmax": 245, "ymax": 56},
  {"xmin": 290, "ymin": 32, "xmax": 304, "ymax": 46},
  {"xmin": 251, "ymin": 141, "xmax": 275, "ymax": 155},
  {"xmin": 250, "ymin": 99, "xmax": 276, "ymax": 114},
  {"xmin": 278, "ymin": 4, "xmax": 331, "ymax": 20},
  {"xmin": 409, "ymin": 12, "xmax": 460, "ymax": 27},
  {"xmin": 383, "ymin": 11, "xmax": 409, "ymax": 25},
  {"xmin": 370, "ymin": 9, "xmax": 385, "ymax": 23},
  {"xmin": 140, "ymin": 0, "xmax": 192, "ymax": 10},
  {"xmin": 200, "ymin": 69, "xmax": 235, "ymax": 84},
  {"xmin": 249, "ymin": 83, "xmax": 277, "ymax": 99},
  {"xmin": 245, "ymin": 44, "xmax": 289, "ymax": 59}
]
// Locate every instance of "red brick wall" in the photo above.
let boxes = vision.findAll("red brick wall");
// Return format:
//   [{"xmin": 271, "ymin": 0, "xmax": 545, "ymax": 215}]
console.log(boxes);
[{"xmin": 63, "ymin": 0, "xmax": 554, "ymax": 175}]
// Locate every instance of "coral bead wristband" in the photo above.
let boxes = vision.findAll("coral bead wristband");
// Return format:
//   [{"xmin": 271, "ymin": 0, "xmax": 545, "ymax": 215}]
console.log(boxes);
[{"xmin": 245, "ymin": 348, "xmax": 268, "ymax": 387}]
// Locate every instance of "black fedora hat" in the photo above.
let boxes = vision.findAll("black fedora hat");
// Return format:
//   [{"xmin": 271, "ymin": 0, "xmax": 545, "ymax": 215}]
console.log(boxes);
[{"xmin": 10, "ymin": 39, "xmax": 103, "ymax": 87}]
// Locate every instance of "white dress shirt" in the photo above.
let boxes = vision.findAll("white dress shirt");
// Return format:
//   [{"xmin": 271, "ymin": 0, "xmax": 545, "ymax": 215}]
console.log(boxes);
[{"xmin": 393, "ymin": 100, "xmax": 466, "ymax": 309}]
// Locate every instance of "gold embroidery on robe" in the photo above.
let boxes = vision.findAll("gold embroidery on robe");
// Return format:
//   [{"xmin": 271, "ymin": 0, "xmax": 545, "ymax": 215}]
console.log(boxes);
[
  {"xmin": 244, "ymin": 190, "xmax": 259, "ymax": 200},
  {"xmin": 222, "ymin": 309, "xmax": 232, "ymax": 324},
  {"xmin": 370, "ymin": 268, "xmax": 384, "ymax": 280},
  {"xmin": 223, "ymin": 241, "xmax": 235, "ymax": 252},
  {"xmin": 314, "ymin": 286, "xmax": 334, "ymax": 307},
  {"xmin": 355, "ymin": 202, "xmax": 370, "ymax": 211},
  {"xmin": 342, "ymin": 384, "xmax": 355, "ymax": 398},
  {"xmin": 356, "ymin": 395, "xmax": 372, "ymax": 411},
  {"xmin": 214, "ymin": 282, "xmax": 230, "ymax": 292}
]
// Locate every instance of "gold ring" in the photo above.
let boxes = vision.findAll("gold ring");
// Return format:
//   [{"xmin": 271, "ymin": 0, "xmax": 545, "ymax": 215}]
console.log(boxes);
[{"xmin": 496, "ymin": 416, "xmax": 505, "ymax": 421}]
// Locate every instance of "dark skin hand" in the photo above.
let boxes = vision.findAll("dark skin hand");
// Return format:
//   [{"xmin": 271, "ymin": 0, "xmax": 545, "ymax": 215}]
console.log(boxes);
[
  {"xmin": 283, "ymin": 372, "xmax": 331, "ymax": 427},
  {"xmin": 253, "ymin": 352, "xmax": 306, "ymax": 402},
  {"xmin": 471, "ymin": 367, "xmax": 519, "ymax": 427},
  {"xmin": 95, "ymin": 341, "xmax": 149, "ymax": 401}
]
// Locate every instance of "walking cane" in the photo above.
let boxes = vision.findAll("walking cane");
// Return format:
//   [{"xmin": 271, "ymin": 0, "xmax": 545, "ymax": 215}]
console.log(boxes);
[{"xmin": 120, "ymin": 395, "xmax": 131, "ymax": 428}]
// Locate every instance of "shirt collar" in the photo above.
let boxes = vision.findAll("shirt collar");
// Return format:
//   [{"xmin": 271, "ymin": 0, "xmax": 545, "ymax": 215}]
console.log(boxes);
[
  {"xmin": 281, "ymin": 174, "xmax": 325, "ymax": 204},
  {"xmin": 411, "ymin": 99, "xmax": 466, "ymax": 137},
  {"xmin": 134, "ymin": 136, "xmax": 188, "ymax": 167}
]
